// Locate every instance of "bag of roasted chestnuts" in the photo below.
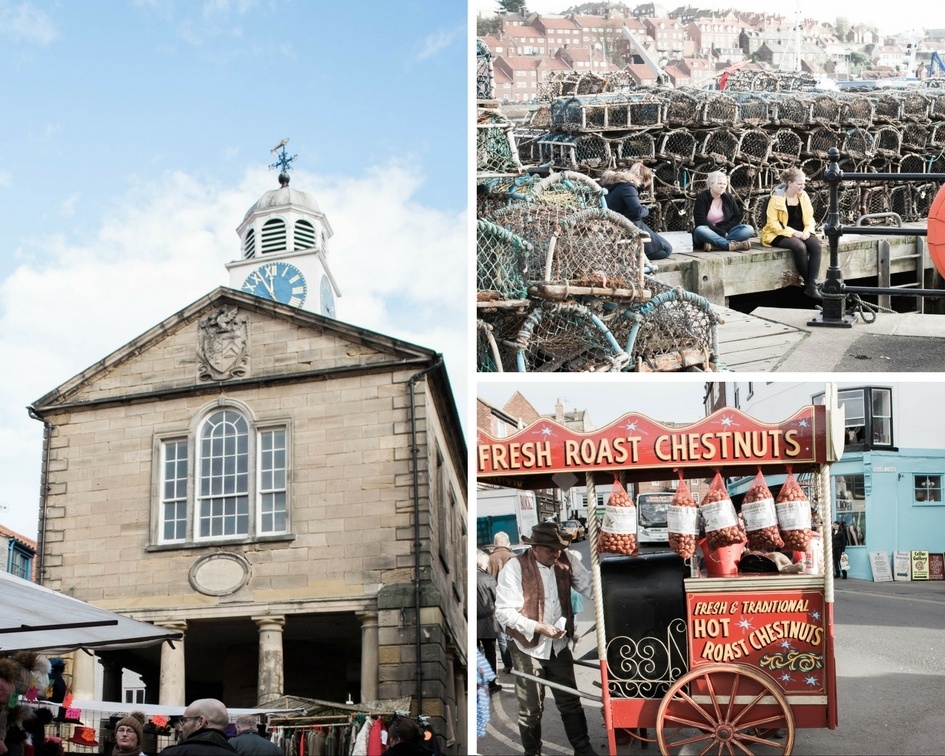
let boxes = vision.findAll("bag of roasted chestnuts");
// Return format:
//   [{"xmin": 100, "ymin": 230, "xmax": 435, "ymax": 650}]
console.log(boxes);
[
  {"xmin": 742, "ymin": 469, "xmax": 784, "ymax": 551},
  {"xmin": 775, "ymin": 470, "xmax": 812, "ymax": 551},
  {"xmin": 598, "ymin": 477, "xmax": 638, "ymax": 556},
  {"xmin": 700, "ymin": 472, "xmax": 743, "ymax": 550},
  {"xmin": 668, "ymin": 477, "xmax": 700, "ymax": 559}
]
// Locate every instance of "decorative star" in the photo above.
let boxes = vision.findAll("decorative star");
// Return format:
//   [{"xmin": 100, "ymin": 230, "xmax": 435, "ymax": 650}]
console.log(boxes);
[
  {"xmin": 779, "ymin": 672, "xmax": 793, "ymax": 683},
  {"xmin": 809, "ymin": 610, "xmax": 821, "ymax": 621},
  {"xmin": 797, "ymin": 419, "xmax": 809, "ymax": 428},
  {"xmin": 622, "ymin": 420, "xmax": 647, "ymax": 434},
  {"xmin": 738, "ymin": 618, "xmax": 753, "ymax": 631},
  {"xmin": 534, "ymin": 425, "xmax": 555, "ymax": 437},
  {"xmin": 779, "ymin": 640, "xmax": 793, "ymax": 650},
  {"xmin": 805, "ymin": 675, "xmax": 819, "ymax": 686},
  {"xmin": 720, "ymin": 415, "xmax": 737, "ymax": 427}
]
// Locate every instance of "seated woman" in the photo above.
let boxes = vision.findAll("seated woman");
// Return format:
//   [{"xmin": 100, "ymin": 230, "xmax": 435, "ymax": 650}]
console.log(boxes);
[
  {"xmin": 691, "ymin": 171, "xmax": 754, "ymax": 251},
  {"xmin": 599, "ymin": 163, "xmax": 673, "ymax": 261},
  {"xmin": 760, "ymin": 167, "xmax": 823, "ymax": 299}
]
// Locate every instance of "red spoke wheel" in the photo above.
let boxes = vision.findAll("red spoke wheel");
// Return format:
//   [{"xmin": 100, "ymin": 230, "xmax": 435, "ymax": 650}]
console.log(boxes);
[{"xmin": 656, "ymin": 663, "xmax": 795, "ymax": 755}]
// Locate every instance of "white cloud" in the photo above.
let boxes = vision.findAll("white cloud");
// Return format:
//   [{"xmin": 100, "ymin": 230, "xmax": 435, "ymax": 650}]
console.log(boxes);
[
  {"xmin": 0, "ymin": 160, "xmax": 466, "ymax": 540},
  {"xmin": 0, "ymin": 1, "xmax": 58, "ymax": 45},
  {"xmin": 415, "ymin": 25, "xmax": 464, "ymax": 61}
]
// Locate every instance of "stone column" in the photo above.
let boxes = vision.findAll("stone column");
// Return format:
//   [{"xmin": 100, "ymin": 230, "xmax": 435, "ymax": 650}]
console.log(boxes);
[
  {"xmin": 158, "ymin": 621, "xmax": 187, "ymax": 706},
  {"xmin": 253, "ymin": 615, "xmax": 286, "ymax": 705},
  {"xmin": 357, "ymin": 611, "xmax": 379, "ymax": 703},
  {"xmin": 70, "ymin": 650, "xmax": 96, "ymax": 701}
]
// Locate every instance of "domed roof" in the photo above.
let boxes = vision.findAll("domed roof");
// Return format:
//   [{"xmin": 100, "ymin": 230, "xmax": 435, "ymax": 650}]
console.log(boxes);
[{"xmin": 242, "ymin": 185, "xmax": 323, "ymax": 222}]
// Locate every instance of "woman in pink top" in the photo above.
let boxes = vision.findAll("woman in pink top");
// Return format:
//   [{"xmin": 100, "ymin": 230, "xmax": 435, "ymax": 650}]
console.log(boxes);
[{"xmin": 691, "ymin": 170, "xmax": 754, "ymax": 252}]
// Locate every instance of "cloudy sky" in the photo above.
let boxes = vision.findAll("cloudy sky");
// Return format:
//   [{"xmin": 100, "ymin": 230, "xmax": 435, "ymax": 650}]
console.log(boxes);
[
  {"xmin": 475, "ymin": 0, "xmax": 933, "ymax": 36},
  {"xmin": 0, "ymin": 0, "xmax": 466, "ymax": 538}
]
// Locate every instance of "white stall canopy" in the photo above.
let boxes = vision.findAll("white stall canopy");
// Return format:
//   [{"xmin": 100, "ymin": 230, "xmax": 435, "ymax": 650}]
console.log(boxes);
[{"xmin": 0, "ymin": 570, "xmax": 182, "ymax": 653}]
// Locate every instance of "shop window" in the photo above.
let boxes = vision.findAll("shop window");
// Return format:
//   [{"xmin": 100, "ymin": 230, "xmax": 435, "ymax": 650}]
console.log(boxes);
[
  {"xmin": 914, "ymin": 474, "xmax": 943, "ymax": 504},
  {"xmin": 834, "ymin": 474, "xmax": 866, "ymax": 545},
  {"xmin": 814, "ymin": 387, "xmax": 893, "ymax": 450},
  {"xmin": 157, "ymin": 407, "xmax": 289, "ymax": 545}
]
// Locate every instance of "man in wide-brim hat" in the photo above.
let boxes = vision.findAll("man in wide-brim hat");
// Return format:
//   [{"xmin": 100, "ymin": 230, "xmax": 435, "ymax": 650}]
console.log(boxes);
[{"xmin": 494, "ymin": 521, "xmax": 597, "ymax": 756}]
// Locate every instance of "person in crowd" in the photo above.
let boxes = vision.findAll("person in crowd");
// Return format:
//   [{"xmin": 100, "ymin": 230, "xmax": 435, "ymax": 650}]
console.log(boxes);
[
  {"xmin": 691, "ymin": 170, "xmax": 754, "ymax": 251},
  {"xmin": 112, "ymin": 711, "xmax": 147, "ymax": 756},
  {"xmin": 228, "ymin": 714, "xmax": 283, "ymax": 756},
  {"xmin": 832, "ymin": 520, "xmax": 849, "ymax": 579},
  {"xmin": 487, "ymin": 532, "xmax": 515, "ymax": 674},
  {"xmin": 476, "ymin": 550, "xmax": 503, "ymax": 694},
  {"xmin": 599, "ymin": 163, "xmax": 673, "ymax": 261},
  {"xmin": 760, "ymin": 167, "xmax": 823, "ymax": 299},
  {"xmin": 382, "ymin": 717, "xmax": 434, "ymax": 755},
  {"xmin": 160, "ymin": 699, "xmax": 236, "ymax": 755},
  {"xmin": 495, "ymin": 522, "xmax": 597, "ymax": 756}
]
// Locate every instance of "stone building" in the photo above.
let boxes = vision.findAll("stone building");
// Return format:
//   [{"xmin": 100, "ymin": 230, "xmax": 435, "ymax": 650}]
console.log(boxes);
[{"xmin": 28, "ymin": 175, "xmax": 467, "ymax": 751}]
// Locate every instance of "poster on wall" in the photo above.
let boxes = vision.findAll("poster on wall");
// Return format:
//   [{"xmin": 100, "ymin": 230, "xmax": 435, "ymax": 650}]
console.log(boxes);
[
  {"xmin": 911, "ymin": 551, "xmax": 930, "ymax": 580},
  {"xmin": 893, "ymin": 551, "xmax": 912, "ymax": 581},
  {"xmin": 928, "ymin": 553, "xmax": 944, "ymax": 581},
  {"xmin": 869, "ymin": 552, "xmax": 893, "ymax": 582}
]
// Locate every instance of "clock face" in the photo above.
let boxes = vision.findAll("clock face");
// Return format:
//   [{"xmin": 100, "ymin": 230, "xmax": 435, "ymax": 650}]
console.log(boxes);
[
  {"xmin": 242, "ymin": 262, "xmax": 307, "ymax": 307},
  {"xmin": 320, "ymin": 274, "xmax": 336, "ymax": 318}
]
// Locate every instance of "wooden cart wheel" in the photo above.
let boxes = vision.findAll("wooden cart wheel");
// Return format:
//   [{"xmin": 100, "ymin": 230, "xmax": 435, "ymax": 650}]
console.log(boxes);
[{"xmin": 656, "ymin": 663, "xmax": 795, "ymax": 755}]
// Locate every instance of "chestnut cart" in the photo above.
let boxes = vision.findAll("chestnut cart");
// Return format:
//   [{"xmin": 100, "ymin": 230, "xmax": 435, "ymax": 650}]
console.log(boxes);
[{"xmin": 477, "ymin": 399, "xmax": 845, "ymax": 755}]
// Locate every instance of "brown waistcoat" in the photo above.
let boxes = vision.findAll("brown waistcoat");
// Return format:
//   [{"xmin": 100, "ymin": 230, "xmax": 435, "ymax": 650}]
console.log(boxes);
[{"xmin": 504, "ymin": 548, "xmax": 575, "ymax": 649}]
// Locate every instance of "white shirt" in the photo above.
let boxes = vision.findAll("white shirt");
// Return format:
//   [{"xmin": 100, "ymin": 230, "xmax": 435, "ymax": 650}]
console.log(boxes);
[{"xmin": 494, "ymin": 549, "xmax": 593, "ymax": 660}]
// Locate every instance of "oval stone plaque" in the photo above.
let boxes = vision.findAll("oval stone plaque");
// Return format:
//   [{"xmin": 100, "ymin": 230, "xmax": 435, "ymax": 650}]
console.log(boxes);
[{"xmin": 189, "ymin": 552, "xmax": 250, "ymax": 596}]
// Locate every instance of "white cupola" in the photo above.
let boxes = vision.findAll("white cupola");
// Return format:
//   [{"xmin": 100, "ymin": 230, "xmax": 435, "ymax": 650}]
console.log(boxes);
[{"xmin": 226, "ymin": 141, "xmax": 341, "ymax": 318}]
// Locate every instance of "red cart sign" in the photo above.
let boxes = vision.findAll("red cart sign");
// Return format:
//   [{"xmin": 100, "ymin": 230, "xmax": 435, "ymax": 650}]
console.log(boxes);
[
  {"xmin": 687, "ymin": 589, "xmax": 827, "ymax": 694},
  {"xmin": 477, "ymin": 406, "xmax": 827, "ymax": 479}
]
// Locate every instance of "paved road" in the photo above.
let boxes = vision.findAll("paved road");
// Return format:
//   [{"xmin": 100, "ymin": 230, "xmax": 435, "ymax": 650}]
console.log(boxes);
[{"xmin": 478, "ymin": 549, "xmax": 945, "ymax": 755}]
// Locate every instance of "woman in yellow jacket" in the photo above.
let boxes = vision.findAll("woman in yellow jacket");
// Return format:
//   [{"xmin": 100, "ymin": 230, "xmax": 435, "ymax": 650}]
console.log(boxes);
[{"xmin": 761, "ymin": 167, "xmax": 823, "ymax": 299}]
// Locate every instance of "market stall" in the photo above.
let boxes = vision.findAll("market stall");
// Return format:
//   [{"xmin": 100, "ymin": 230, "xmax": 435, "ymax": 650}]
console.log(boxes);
[{"xmin": 477, "ymin": 394, "xmax": 845, "ymax": 755}]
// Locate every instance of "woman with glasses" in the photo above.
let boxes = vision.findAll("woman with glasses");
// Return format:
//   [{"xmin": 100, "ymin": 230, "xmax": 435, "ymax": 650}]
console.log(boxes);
[
  {"xmin": 112, "ymin": 712, "xmax": 147, "ymax": 756},
  {"xmin": 761, "ymin": 167, "xmax": 823, "ymax": 299}
]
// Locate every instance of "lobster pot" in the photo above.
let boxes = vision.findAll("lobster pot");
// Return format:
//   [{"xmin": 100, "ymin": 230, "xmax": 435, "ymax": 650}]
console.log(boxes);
[
  {"xmin": 772, "ymin": 93, "xmax": 812, "ymax": 127},
  {"xmin": 728, "ymin": 163, "xmax": 762, "ymax": 193},
  {"xmin": 807, "ymin": 125, "xmax": 841, "ymax": 157},
  {"xmin": 872, "ymin": 125, "xmax": 902, "ymax": 156},
  {"xmin": 700, "ymin": 92, "xmax": 738, "ymax": 126},
  {"xmin": 616, "ymin": 132, "xmax": 656, "ymax": 162},
  {"xmin": 928, "ymin": 153, "xmax": 945, "ymax": 175},
  {"xmin": 842, "ymin": 127, "xmax": 874, "ymax": 159},
  {"xmin": 661, "ymin": 197, "xmax": 694, "ymax": 232},
  {"xmin": 874, "ymin": 93, "xmax": 903, "ymax": 123},
  {"xmin": 839, "ymin": 94, "xmax": 874, "ymax": 127},
  {"xmin": 515, "ymin": 129, "xmax": 546, "ymax": 166},
  {"xmin": 737, "ymin": 129, "xmax": 772, "ymax": 165},
  {"xmin": 477, "ymin": 180, "xmax": 514, "ymax": 221},
  {"xmin": 900, "ymin": 91, "xmax": 930, "ymax": 122},
  {"xmin": 928, "ymin": 91, "xmax": 945, "ymax": 119},
  {"xmin": 652, "ymin": 160, "xmax": 684, "ymax": 192},
  {"xmin": 477, "ymin": 308, "xmax": 532, "ymax": 373},
  {"xmin": 810, "ymin": 94, "xmax": 841, "ymax": 124},
  {"xmin": 771, "ymin": 128, "xmax": 803, "ymax": 162},
  {"xmin": 889, "ymin": 185, "xmax": 913, "ymax": 220},
  {"xmin": 550, "ymin": 92, "xmax": 663, "ymax": 130},
  {"xmin": 660, "ymin": 129, "xmax": 698, "ymax": 162},
  {"xmin": 538, "ymin": 133, "xmax": 611, "ymax": 171},
  {"xmin": 835, "ymin": 185, "xmax": 862, "ymax": 225},
  {"xmin": 491, "ymin": 202, "xmax": 575, "ymax": 279},
  {"xmin": 929, "ymin": 122, "xmax": 945, "ymax": 149},
  {"xmin": 898, "ymin": 153, "xmax": 926, "ymax": 175},
  {"xmin": 477, "ymin": 108, "xmax": 524, "ymax": 175},
  {"xmin": 530, "ymin": 171, "xmax": 607, "ymax": 212},
  {"xmin": 700, "ymin": 129, "xmax": 739, "ymax": 165},
  {"xmin": 862, "ymin": 186, "xmax": 890, "ymax": 218},
  {"xmin": 476, "ymin": 219, "xmax": 530, "ymax": 302},
  {"xmin": 734, "ymin": 93, "xmax": 772, "ymax": 126},
  {"xmin": 476, "ymin": 39, "xmax": 495, "ymax": 101},
  {"xmin": 807, "ymin": 187, "xmax": 830, "ymax": 226},
  {"xmin": 664, "ymin": 90, "xmax": 702, "ymax": 126},
  {"xmin": 624, "ymin": 286, "xmax": 721, "ymax": 372},
  {"xmin": 914, "ymin": 183, "xmax": 937, "ymax": 218},
  {"xmin": 799, "ymin": 157, "xmax": 825, "ymax": 182},
  {"xmin": 513, "ymin": 302, "xmax": 629, "ymax": 373},
  {"xmin": 901, "ymin": 122, "xmax": 928, "ymax": 152},
  {"xmin": 534, "ymin": 208, "xmax": 647, "ymax": 299}
]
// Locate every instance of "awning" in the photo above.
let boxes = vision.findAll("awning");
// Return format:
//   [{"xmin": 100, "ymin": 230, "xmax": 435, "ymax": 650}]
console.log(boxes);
[{"xmin": 0, "ymin": 570, "xmax": 182, "ymax": 653}]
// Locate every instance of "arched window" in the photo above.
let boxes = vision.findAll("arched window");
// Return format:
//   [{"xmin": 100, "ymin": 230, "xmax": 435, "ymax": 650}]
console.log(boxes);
[
  {"xmin": 158, "ymin": 407, "xmax": 289, "ymax": 544},
  {"xmin": 294, "ymin": 219, "xmax": 317, "ymax": 251},
  {"xmin": 261, "ymin": 218, "xmax": 287, "ymax": 254},
  {"xmin": 243, "ymin": 228, "xmax": 256, "ymax": 259}
]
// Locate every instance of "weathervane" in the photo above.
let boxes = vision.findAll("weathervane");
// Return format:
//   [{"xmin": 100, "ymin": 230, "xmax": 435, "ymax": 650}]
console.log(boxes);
[{"xmin": 269, "ymin": 138, "xmax": 297, "ymax": 186}]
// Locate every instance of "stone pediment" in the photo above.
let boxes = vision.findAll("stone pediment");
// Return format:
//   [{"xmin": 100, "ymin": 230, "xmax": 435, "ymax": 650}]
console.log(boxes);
[{"xmin": 31, "ymin": 287, "xmax": 438, "ymax": 411}]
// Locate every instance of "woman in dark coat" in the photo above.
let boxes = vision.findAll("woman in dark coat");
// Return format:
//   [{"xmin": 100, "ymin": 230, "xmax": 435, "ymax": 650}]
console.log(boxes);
[
  {"xmin": 832, "ymin": 521, "xmax": 848, "ymax": 579},
  {"xmin": 600, "ymin": 163, "xmax": 673, "ymax": 261},
  {"xmin": 476, "ymin": 550, "xmax": 502, "ymax": 693},
  {"xmin": 691, "ymin": 170, "xmax": 754, "ymax": 251}
]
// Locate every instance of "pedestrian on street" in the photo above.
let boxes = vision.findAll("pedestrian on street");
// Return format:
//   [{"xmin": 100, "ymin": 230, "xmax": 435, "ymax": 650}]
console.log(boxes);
[
  {"xmin": 832, "ymin": 520, "xmax": 849, "ymax": 579},
  {"xmin": 477, "ymin": 550, "xmax": 503, "ymax": 694},
  {"xmin": 160, "ymin": 698, "xmax": 237, "ymax": 754},
  {"xmin": 487, "ymin": 532, "xmax": 515, "ymax": 673},
  {"xmin": 229, "ymin": 714, "xmax": 283, "ymax": 755},
  {"xmin": 495, "ymin": 522, "xmax": 597, "ymax": 756}
]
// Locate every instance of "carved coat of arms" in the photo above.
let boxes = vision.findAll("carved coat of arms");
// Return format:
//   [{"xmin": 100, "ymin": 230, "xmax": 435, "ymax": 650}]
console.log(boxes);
[{"xmin": 197, "ymin": 306, "xmax": 249, "ymax": 381}]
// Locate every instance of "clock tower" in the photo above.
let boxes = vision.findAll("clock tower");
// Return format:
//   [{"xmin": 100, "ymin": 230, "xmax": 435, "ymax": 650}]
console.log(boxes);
[{"xmin": 227, "ymin": 141, "xmax": 340, "ymax": 317}]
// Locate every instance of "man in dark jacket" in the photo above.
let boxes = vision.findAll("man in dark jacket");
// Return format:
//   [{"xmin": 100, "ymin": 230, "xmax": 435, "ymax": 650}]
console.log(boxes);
[
  {"xmin": 229, "ymin": 714, "xmax": 283, "ymax": 755},
  {"xmin": 160, "ymin": 699, "xmax": 237, "ymax": 754}
]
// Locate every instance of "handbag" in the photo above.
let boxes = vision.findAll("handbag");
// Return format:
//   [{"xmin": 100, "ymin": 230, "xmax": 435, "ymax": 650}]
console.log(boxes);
[{"xmin": 839, "ymin": 553, "xmax": 850, "ymax": 571}]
